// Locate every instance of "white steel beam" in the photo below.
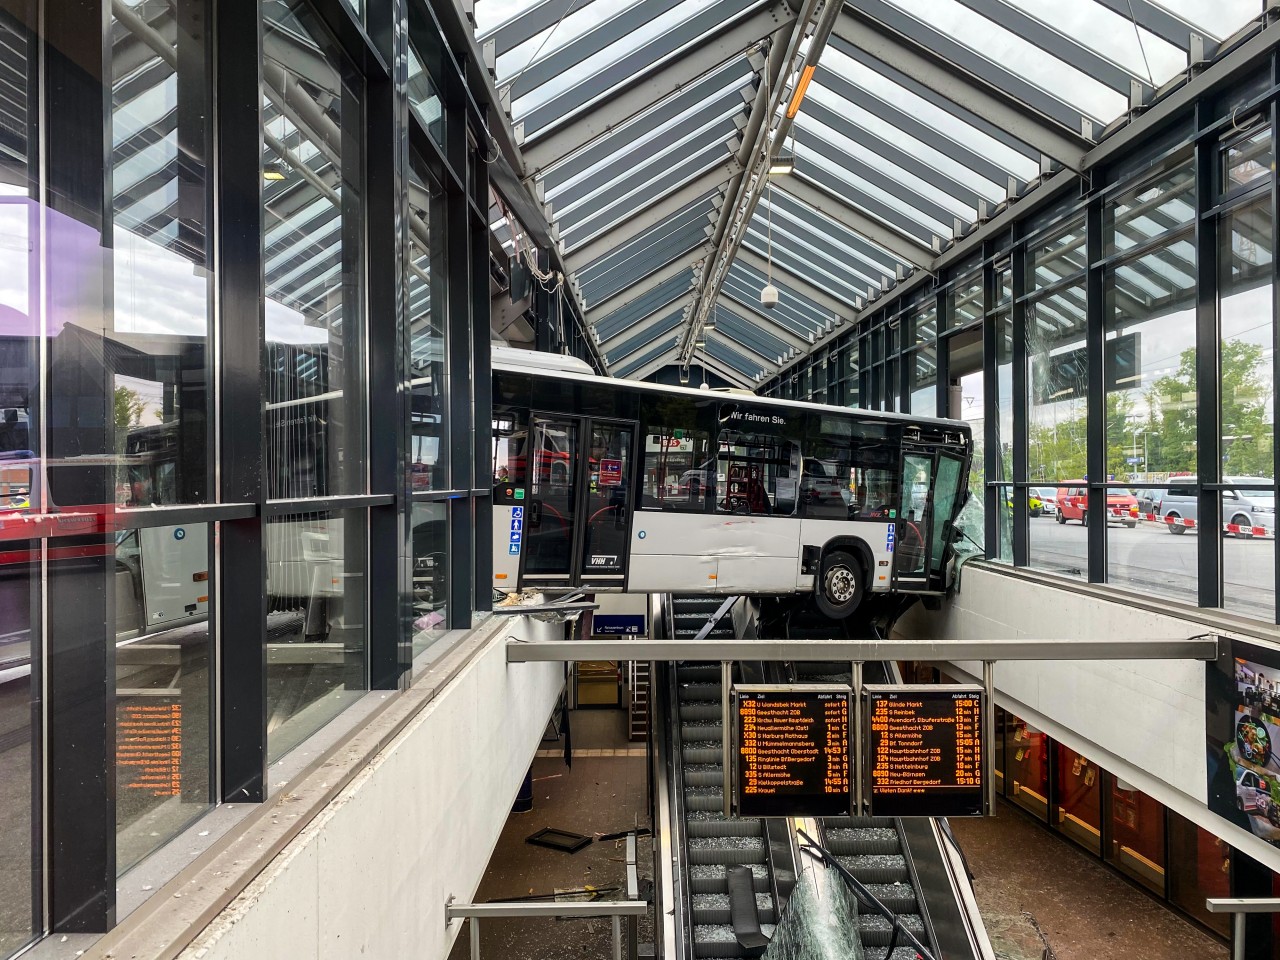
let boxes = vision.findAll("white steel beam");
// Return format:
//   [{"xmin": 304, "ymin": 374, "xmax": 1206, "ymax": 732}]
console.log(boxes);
[
  {"xmin": 779, "ymin": 175, "xmax": 934, "ymax": 268},
  {"xmin": 587, "ymin": 254, "xmax": 706, "ymax": 317},
  {"xmin": 733, "ymin": 247, "xmax": 853, "ymax": 319},
  {"xmin": 566, "ymin": 162, "xmax": 737, "ymax": 270},
  {"xmin": 521, "ymin": 2, "xmax": 795, "ymax": 172},
  {"xmin": 833, "ymin": 8, "xmax": 1091, "ymax": 170},
  {"xmin": 506, "ymin": 636, "xmax": 1223, "ymax": 662}
]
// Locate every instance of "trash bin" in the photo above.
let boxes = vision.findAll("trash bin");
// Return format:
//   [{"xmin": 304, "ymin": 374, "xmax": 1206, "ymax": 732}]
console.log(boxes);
[{"xmin": 512, "ymin": 767, "xmax": 534, "ymax": 813}]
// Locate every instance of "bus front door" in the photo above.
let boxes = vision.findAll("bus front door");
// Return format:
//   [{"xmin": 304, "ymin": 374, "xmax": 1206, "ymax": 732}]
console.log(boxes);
[
  {"xmin": 894, "ymin": 452, "xmax": 934, "ymax": 589},
  {"xmin": 578, "ymin": 420, "xmax": 633, "ymax": 589},
  {"xmin": 519, "ymin": 416, "xmax": 636, "ymax": 591}
]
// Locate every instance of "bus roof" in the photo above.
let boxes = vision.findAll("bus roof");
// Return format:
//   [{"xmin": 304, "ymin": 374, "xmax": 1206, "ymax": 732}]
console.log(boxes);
[{"xmin": 492, "ymin": 356, "xmax": 970, "ymax": 433}]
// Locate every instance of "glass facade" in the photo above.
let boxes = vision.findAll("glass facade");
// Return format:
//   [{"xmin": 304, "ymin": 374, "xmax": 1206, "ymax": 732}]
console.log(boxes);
[
  {"xmin": 0, "ymin": 0, "xmax": 504, "ymax": 946},
  {"xmin": 764, "ymin": 97, "xmax": 1280, "ymax": 628}
]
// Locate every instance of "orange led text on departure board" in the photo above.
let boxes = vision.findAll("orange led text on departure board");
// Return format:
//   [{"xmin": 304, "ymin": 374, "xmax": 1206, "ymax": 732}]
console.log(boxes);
[
  {"xmin": 735, "ymin": 688, "xmax": 851, "ymax": 817},
  {"xmin": 118, "ymin": 701, "xmax": 183, "ymax": 798},
  {"xmin": 866, "ymin": 686, "xmax": 984, "ymax": 817}
]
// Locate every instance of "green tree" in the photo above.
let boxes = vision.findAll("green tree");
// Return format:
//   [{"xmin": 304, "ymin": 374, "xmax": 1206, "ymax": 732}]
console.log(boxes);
[
  {"xmin": 1146, "ymin": 340, "xmax": 1273, "ymax": 477},
  {"xmin": 114, "ymin": 385, "xmax": 145, "ymax": 453}
]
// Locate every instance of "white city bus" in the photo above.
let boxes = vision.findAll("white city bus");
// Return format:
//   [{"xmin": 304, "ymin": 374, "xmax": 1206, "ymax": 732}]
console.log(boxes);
[{"xmin": 491, "ymin": 350, "xmax": 972, "ymax": 617}]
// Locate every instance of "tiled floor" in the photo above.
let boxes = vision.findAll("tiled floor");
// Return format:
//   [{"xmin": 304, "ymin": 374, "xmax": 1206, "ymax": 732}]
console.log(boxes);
[
  {"xmin": 949, "ymin": 800, "xmax": 1228, "ymax": 960},
  {"xmin": 447, "ymin": 709, "xmax": 652, "ymax": 960}
]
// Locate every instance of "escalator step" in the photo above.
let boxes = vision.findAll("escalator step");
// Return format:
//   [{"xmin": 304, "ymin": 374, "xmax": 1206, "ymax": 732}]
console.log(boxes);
[
  {"xmin": 865, "ymin": 948, "xmax": 932, "ymax": 960},
  {"xmin": 692, "ymin": 923, "xmax": 777, "ymax": 958},
  {"xmin": 684, "ymin": 787, "xmax": 725, "ymax": 811},
  {"xmin": 676, "ymin": 664, "xmax": 722, "ymax": 679},
  {"xmin": 680, "ymin": 704, "xmax": 722, "ymax": 722},
  {"xmin": 682, "ymin": 722, "xmax": 722, "ymax": 742},
  {"xmin": 692, "ymin": 892, "xmax": 776, "ymax": 926},
  {"xmin": 823, "ymin": 816, "xmax": 894, "ymax": 830},
  {"xmin": 684, "ymin": 765, "xmax": 724, "ymax": 788},
  {"xmin": 683, "ymin": 743, "xmax": 723, "ymax": 763},
  {"xmin": 856, "ymin": 913, "xmax": 926, "ymax": 948},
  {"xmin": 825, "ymin": 827, "xmax": 900, "ymax": 856},
  {"xmin": 689, "ymin": 863, "xmax": 770, "ymax": 895},
  {"xmin": 864, "ymin": 882, "xmax": 918, "ymax": 914},
  {"xmin": 686, "ymin": 816, "xmax": 763, "ymax": 839},
  {"xmin": 688, "ymin": 836, "xmax": 767, "ymax": 864},
  {"xmin": 679, "ymin": 683, "xmax": 722, "ymax": 702},
  {"xmin": 836, "ymin": 854, "xmax": 909, "ymax": 884}
]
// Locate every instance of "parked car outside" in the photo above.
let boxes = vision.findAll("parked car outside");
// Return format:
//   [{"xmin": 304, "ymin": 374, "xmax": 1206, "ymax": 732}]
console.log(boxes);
[
  {"xmin": 1155, "ymin": 476, "xmax": 1276, "ymax": 537},
  {"xmin": 1238, "ymin": 767, "xmax": 1272, "ymax": 813},
  {"xmin": 1055, "ymin": 482, "xmax": 1138, "ymax": 527},
  {"xmin": 1028, "ymin": 486, "xmax": 1057, "ymax": 516}
]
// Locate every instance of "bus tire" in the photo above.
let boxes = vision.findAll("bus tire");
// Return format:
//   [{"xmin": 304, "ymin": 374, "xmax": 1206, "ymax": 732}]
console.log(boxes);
[{"xmin": 816, "ymin": 550, "xmax": 864, "ymax": 619}]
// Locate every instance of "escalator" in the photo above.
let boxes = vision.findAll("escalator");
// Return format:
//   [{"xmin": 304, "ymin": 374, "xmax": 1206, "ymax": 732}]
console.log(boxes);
[
  {"xmin": 653, "ymin": 594, "xmax": 990, "ymax": 960},
  {"xmin": 661, "ymin": 595, "xmax": 788, "ymax": 959}
]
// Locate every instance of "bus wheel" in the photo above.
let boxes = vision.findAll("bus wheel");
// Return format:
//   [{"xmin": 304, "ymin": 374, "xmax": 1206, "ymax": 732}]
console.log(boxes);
[{"xmin": 816, "ymin": 550, "xmax": 864, "ymax": 619}]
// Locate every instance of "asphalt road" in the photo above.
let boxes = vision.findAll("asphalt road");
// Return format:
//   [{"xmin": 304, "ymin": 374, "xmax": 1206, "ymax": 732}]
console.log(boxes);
[{"xmin": 1027, "ymin": 513, "xmax": 1276, "ymax": 620}]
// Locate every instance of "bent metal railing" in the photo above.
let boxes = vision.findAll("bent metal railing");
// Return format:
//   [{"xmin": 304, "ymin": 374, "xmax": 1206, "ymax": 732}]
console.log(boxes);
[{"xmin": 445, "ymin": 898, "xmax": 648, "ymax": 960}]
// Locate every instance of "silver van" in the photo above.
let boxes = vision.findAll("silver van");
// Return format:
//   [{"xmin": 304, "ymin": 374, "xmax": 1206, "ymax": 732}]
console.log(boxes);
[{"xmin": 1156, "ymin": 476, "xmax": 1275, "ymax": 537}]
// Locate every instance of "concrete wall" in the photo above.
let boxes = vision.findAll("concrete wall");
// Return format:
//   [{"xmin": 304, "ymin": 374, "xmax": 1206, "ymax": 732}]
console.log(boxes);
[
  {"xmin": 180, "ymin": 622, "xmax": 564, "ymax": 960},
  {"xmin": 896, "ymin": 562, "xmax": 1280, "ymax": 871}
]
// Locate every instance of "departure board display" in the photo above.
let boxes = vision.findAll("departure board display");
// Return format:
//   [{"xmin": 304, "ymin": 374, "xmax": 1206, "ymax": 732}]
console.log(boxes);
[
  {"xmin": 866, "ymin": 685, "xmax": 985, "ymax": 817},
  {"xmin": 734, "ymin": 685, "xmax": 851, "ymax": 818}
]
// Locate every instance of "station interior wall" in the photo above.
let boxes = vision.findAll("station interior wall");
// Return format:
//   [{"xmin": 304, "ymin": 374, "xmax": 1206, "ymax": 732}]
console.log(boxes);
[
  {"xmin": 177, "ymin": 619, "xmax": 563, "ymax": 960},
  {"xmin": 896, "ymin": 561, "xmax": 1280, "ymax": 874}
]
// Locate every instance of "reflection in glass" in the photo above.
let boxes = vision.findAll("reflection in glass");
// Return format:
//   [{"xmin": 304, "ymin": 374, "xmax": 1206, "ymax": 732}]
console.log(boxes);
[
  {"xmin": 1106, "ymin": 163, "xmax": 1194, "ymax": 256},
  {"xmin": 411, "ymin": 502, "xmax": 448, "ymax": 656},
  {"xmin": 1006, "ymin": 714, "xmax": 1048, "ymax": 820},
  {"xmin": 1168, "ymin": 812, "xmax": 1231, "ymax": 936},
  {"xmin": 0, "ymin": 541, "xmax": 35, "ymax": 953},
  {"xmin": 1029, "ymin": 218, "xmax": 1086, "ymax": 288},
  {"xmin": 408, "ymin": 45, "xmax": 446, "ymax": 148},
  {"xmin": 114, "ymin": 524, "xmax": 212, "ymax": 873},
  {"xmin": 409, "ymin": 165, "xmax": 448, "ymax": 490},
  {"xmin": 1220, "ymin": 200, "xmax": 1274, "ymax": 620},
  {"xmin": 1027, "ymin": 283, "xmax": 1087, "ymax": 578},
  {"xmin": 1052, "ymin": 743, "xmax": 1101, "ymax": 855},
  {"xmin": 266, "ymin": 511, "xmax": 367, "ymax": 761},
  {"xmin": 263, "ymin": 2, "xmax": 365, "ymax": 499},
  {"xmin": 910, "ymin": 347, "xmax": 936, "ymax": 417},
  {"xmin": 1103, "ymin": 240, "xmax": 1196, "ymax": 596},
  {"xmin": 1222, "ymin": 125, "xmax": 1271, "ymax": 194},
  {"xmin": 951, "ymin": 274, "xmax": 982, "ymax": 330},
  {"xmin": 1105, "ymin": 778, "xmax": 1166, "ymax": 895}
]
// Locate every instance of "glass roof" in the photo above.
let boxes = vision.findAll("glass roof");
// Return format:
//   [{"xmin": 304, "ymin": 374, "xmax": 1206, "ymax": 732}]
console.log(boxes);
[{"xmin": 476, "ymin": 0, "xmax": 1263, "ymax": 384}]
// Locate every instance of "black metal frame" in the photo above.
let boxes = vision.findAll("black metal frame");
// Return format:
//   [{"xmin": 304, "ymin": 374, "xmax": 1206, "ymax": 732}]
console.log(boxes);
[
  {"xmin": 5, "ymin": 0, "xmax": 497, "ymax": 943},
  {"xmin": 760, "ymin": 46, "xmax": 1280, "ymax": 633}
]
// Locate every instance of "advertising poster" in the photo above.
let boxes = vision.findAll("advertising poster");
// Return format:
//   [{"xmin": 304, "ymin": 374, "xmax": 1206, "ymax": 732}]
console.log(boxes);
[{"xmin": 1207, "ymin": 639, "xmax": 1280, "ymax": 847}]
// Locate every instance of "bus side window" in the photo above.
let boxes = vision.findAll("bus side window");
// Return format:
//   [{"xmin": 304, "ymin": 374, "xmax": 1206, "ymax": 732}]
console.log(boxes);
[
  {"xmin": 641, "ymin": 426, "xmax": 710, "ymax": 511},
  {"xmin": 715, "ymin": 432, "xmax": 799, "ymax": 517}
]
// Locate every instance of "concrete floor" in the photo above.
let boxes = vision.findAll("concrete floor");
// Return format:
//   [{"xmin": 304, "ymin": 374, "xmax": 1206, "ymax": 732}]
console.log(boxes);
[
  {"xmin": 448, "ymin": 709, "xmax": 652, "ymax": 960},
  {"xmin": 949, "ymin": 799, "xmax": 1228, "ymax": 960}
]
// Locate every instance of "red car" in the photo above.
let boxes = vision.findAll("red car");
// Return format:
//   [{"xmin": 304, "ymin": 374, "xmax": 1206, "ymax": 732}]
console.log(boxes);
[{"xmin": 1056, "ymin": 482, "xmax": 1137, "ymax": 528}]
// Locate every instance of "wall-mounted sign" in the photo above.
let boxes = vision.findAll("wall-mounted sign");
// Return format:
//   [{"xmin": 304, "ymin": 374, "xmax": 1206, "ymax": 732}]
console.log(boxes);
[
  {"xmin": 1207, "ymin": 640, "xmax": 1280, "ymax": 852},
  {"xmin": 599, "ymin": 458, "xmax": 623, "ymax": 486},
  {"xmin": 734, "ymin": 684, "xmax": 851, "ymax": 818},
  {"xmin": 865, "ymin": 685, "xmax": 985, "ymax": 818}
]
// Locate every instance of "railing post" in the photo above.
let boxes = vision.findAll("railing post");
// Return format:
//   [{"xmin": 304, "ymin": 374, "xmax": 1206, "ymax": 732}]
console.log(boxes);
[
  {"xmin": 613, "ymin": 914, "xmax": 622, "ymax": 960},
  {"xmin": 470, "ymin": 917, "xmax": 480, "ymax": 960}
]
